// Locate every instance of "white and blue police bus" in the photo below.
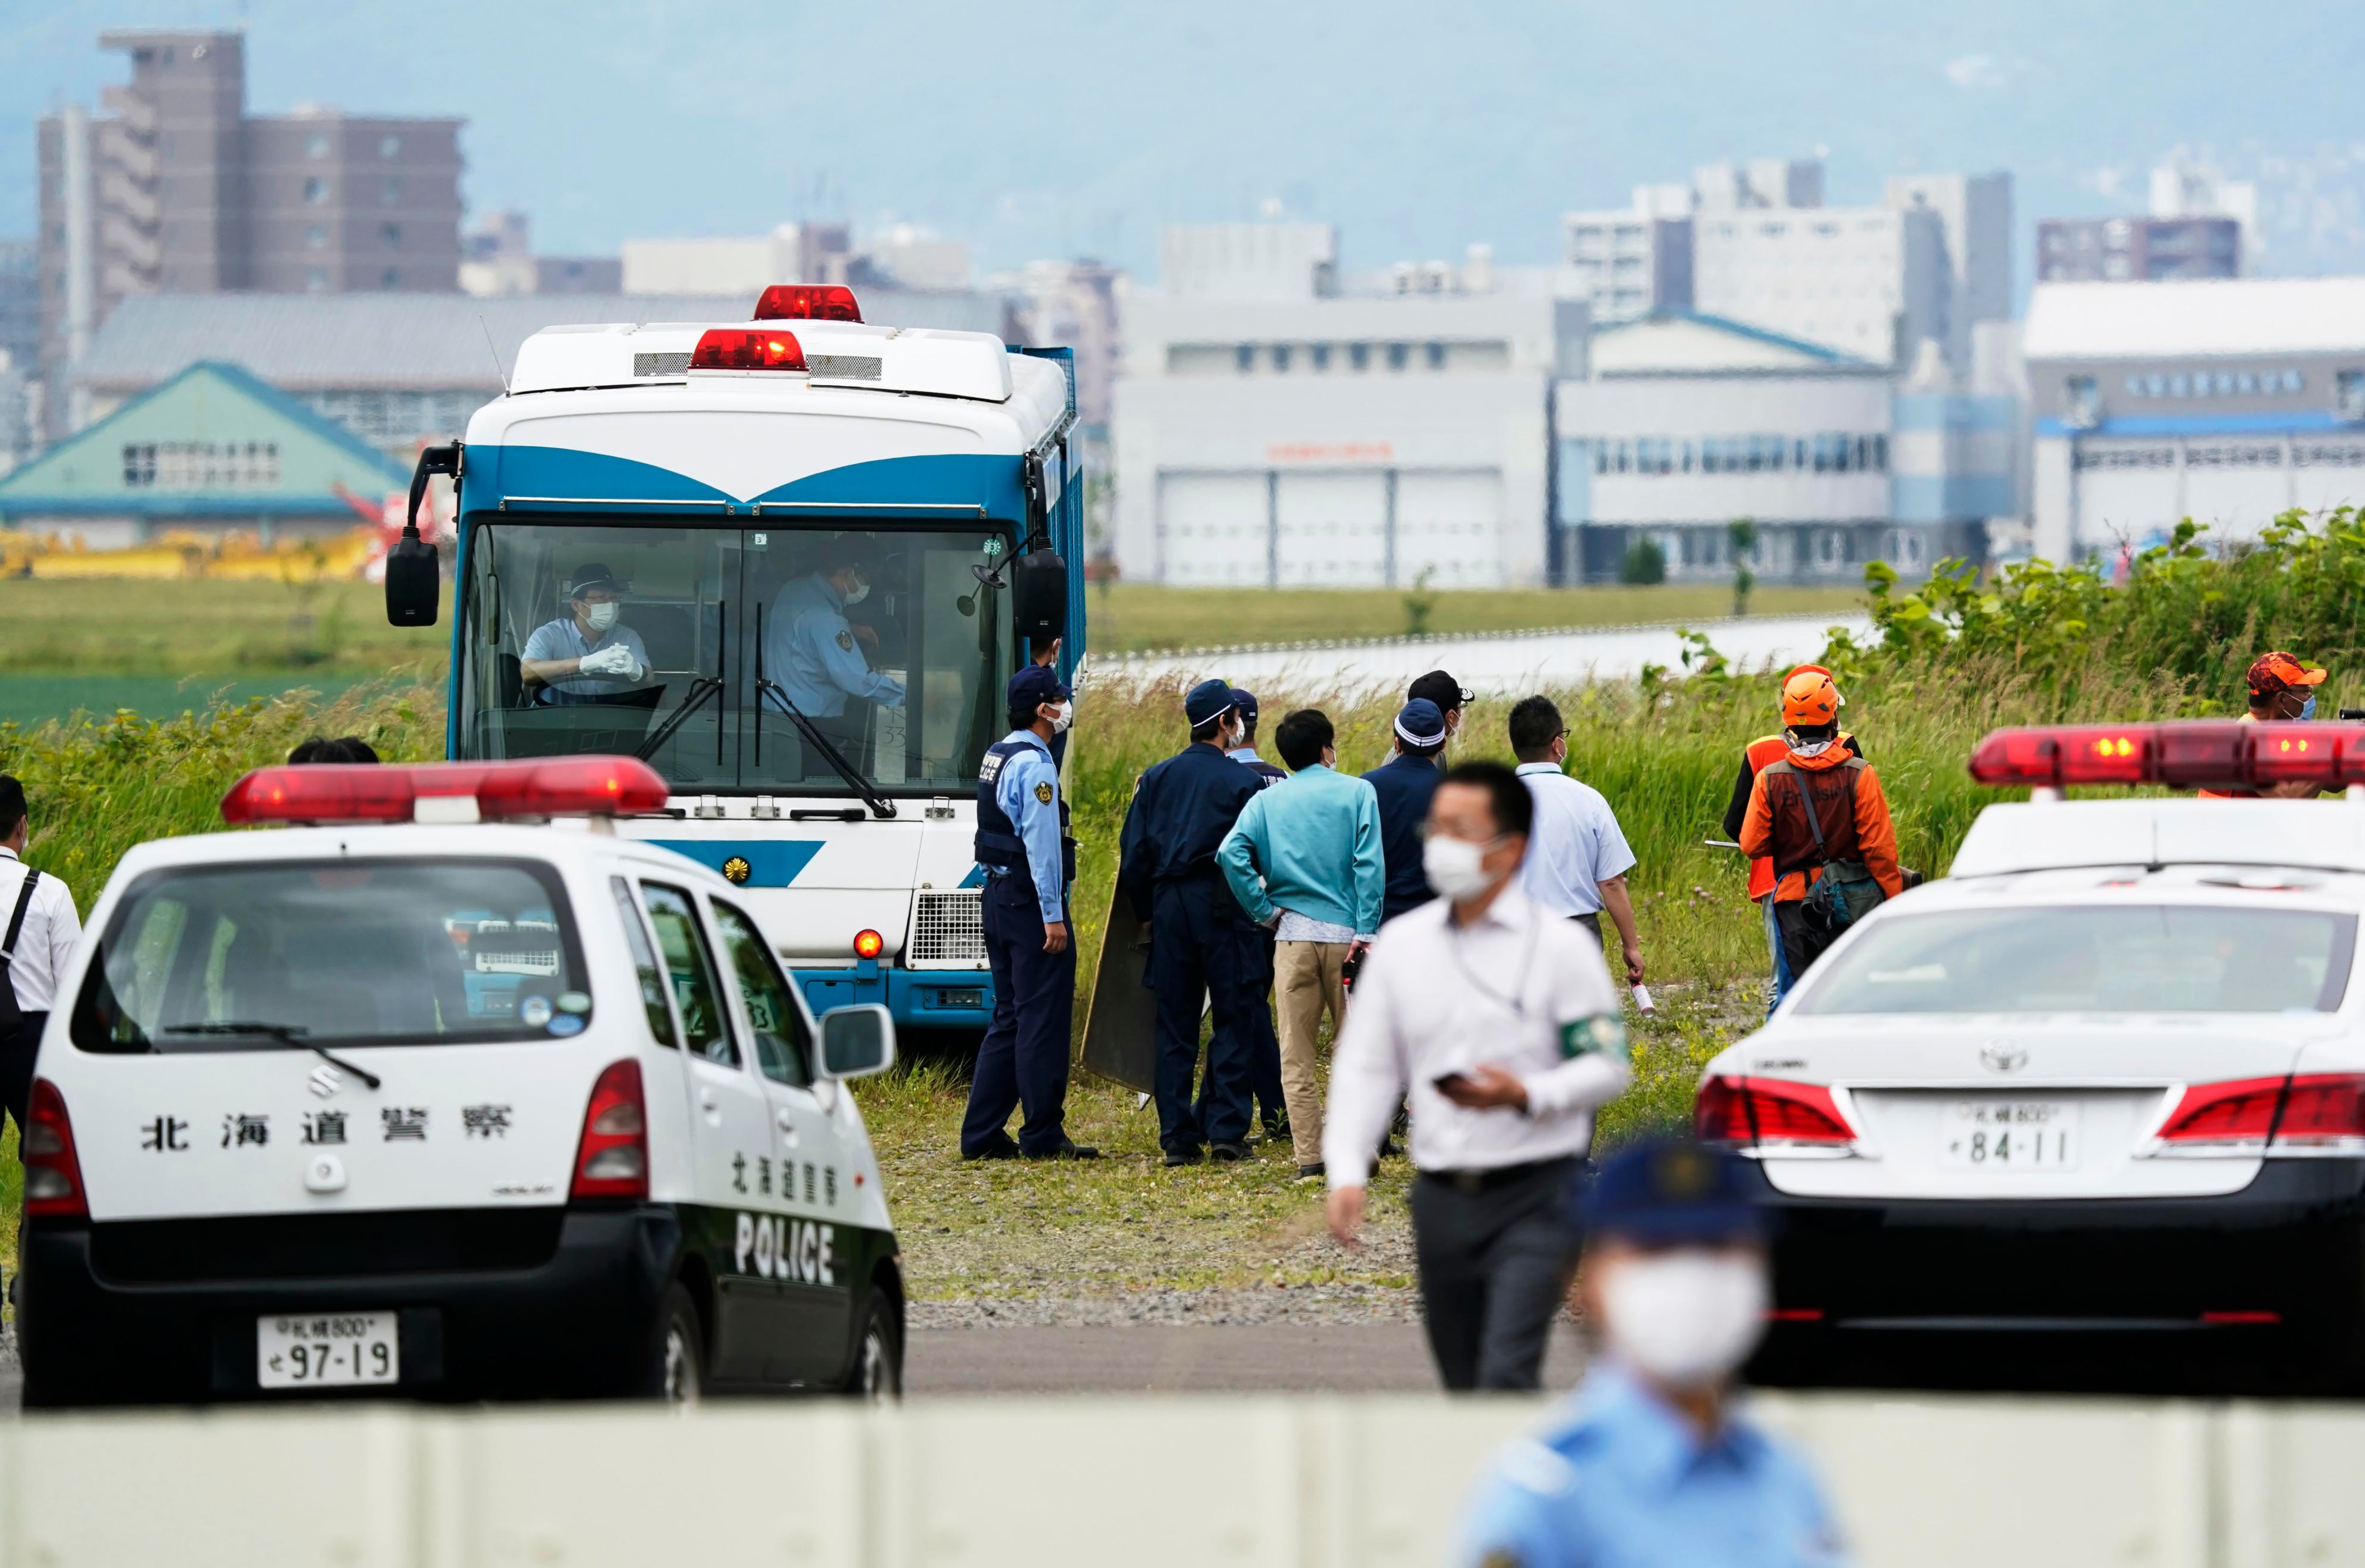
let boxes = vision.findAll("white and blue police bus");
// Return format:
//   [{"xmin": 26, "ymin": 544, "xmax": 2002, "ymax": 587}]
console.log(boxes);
[{"xmin": 386, "ymin": 285, "xmax": 1084, "ymax": 1037}]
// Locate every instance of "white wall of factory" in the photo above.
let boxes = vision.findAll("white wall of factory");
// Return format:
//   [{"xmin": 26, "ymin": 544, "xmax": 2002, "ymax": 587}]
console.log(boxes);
[{"xmin": 1110, "ymin": 254, "xmax": 1583, "ymax": 589}]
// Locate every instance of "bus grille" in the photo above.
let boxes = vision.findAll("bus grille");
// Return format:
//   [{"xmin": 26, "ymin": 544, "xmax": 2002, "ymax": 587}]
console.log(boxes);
[{"xmin": 909, "ymin": 890, "xmax": 985, "ymax": 966}]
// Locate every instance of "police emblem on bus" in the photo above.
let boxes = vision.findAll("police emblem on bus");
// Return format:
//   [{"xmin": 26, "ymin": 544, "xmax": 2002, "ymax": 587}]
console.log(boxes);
[{"xmin": 722, "ymin": 856, "xmax": 752, "ymax": 885}]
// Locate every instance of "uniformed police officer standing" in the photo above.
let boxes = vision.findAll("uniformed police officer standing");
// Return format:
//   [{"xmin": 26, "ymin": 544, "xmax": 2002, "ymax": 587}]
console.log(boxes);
[
  {"xmin": 960, "ymin": 666, "xmax": 1099, "ymax": 1161},
  {"xmin": 1217, "ymin": 687, "xmax": 1289, "ymax": 1145},
  {"xmin": 1117, "ymin": 679, "xmax": 1265, "ymax": 1166},
  {"xmin": 1450, "ymin": 1140, "xmax": 1848, "ymax": 1568}
]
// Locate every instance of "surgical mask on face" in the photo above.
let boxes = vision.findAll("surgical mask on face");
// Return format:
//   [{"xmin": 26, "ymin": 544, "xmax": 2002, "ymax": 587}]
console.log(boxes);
[
  {"xmin": 1049, "ymin": 701, "xmax": 1074, "ymax": 735},
  {"xmin": 1600, "ymin": 1251, "xmax": 1769, "ymax": 1390},
  {"xmin": 842, "ymin": 576, "xmax": 871, "ymax": 607},
  {"xmin": 582, "ymin": 601, "xmax": 620, "ymax": 632},
  {"xmin": 2301, "ymin": 694, "xmax": 2318, "ymax": 721},
  {"xmin": 1422, "ymin": 833, "xmax": 1500, "ymax": 901}
]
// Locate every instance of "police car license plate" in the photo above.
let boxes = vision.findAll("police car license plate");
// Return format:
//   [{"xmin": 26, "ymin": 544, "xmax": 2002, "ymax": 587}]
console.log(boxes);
[
  {"xmin": 257, "ymin": 1311, "xmax": 400, "ymax": 1389},
  {"xmin": 1941, "ymin": 1100, "xmax": 2078, "ymax": 1169}
]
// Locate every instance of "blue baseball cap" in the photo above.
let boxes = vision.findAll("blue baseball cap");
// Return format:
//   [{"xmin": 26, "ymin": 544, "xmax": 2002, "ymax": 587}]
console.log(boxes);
[
  {"xmin": 1577, "ymin": 1139, "xmax": 1766, "ymax": 1246},
  {"xmin": 1393, "ymin": 697, "xmax": 1447, "ymax": 746},
  {"xmin": 1230, "ymin": 688, "xmax": 1260, "ymax": 725},
  {"xmin": 1184, "ymin": 678, "xmax": 1237, "ymax": 727},
  {"xmin": 1007, "ymin": 664, "xmax": 1069, "ymax": 713}
]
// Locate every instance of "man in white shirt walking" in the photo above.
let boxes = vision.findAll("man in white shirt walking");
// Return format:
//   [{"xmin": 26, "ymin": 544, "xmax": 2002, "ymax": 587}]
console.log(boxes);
[
  {"xmin": 0, "ymin": 775, "xmax": 80, "ymax": 1157},
  {"xmin": 1509, "ymin": 695, "xmax": 1646, "ymax": 988},
  {"xmin": 1323, "ymin": 761, "xmax": 1632, "ymax": 1391}
]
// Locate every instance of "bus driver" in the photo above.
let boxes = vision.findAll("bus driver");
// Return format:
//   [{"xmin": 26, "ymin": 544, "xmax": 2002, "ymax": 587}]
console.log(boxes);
[{"xmin": 519, "ymin": 562, "xmax": 650, "ymax": 704}]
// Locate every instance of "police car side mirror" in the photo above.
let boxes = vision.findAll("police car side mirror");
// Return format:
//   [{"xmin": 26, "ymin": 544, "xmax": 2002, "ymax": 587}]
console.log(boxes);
[{"xmin": 819, "ymin": 1004, "xmax": 896, "ymax": 1080}]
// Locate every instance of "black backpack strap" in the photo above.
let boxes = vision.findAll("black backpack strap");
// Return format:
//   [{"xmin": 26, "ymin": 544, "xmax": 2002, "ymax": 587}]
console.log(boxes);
[
  {"xmin": 1788, "ymin": 770, "xmax": 1830, "ymax": 860},
  {"xmin": 1, "ymin": 867, "xmax": 40, "ymax": 963}
]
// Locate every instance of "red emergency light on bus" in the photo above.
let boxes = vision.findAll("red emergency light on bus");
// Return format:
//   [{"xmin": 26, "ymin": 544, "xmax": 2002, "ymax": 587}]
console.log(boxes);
[
  {"xmin": 690, "ymin": 328, "xmax": 807, "ymax": 372},
  {"xmin": 222, "ymin": 757, "xmax": 672, "ymax": 825},
  {"xmin": 753, "ymin": 284, "xmax": 863, "ymax": 323},
  {"xmin": 1967, "ymin": 722, "xmax": 2365, "ymax": 791}
]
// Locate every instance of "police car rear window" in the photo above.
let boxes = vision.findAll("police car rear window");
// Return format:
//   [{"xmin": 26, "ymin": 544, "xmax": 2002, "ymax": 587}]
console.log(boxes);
[
  {"xmin": 1794, "ymin": 905, "xmax": 2358, "ymax": 1016},
  {"xmin": 71, "ymin": 858, "xmax": 591, "ymax": 1053}
]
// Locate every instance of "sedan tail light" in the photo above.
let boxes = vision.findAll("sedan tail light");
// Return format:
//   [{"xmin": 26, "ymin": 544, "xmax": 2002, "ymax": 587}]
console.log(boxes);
[
  {"xmin": 1696, "ymin": 1075, "xmax": 1857, "ymax": 1154},
  {"xmin": 22, "ymin": 1077, "xmax": 88, "ymax": 1219},
  {"xmin": 2154, "ymin": 1073, "xmax": 2365, "ymax": 1156},
  {"xmin": 570, "ymin": 1060, "xmax": 649, "ymax": 1200}
]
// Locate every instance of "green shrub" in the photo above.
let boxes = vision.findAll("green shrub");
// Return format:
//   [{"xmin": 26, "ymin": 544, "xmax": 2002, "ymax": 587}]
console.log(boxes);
[{"xmin": 1619, "ymin": 536, "xmax": 1667, "ymax": 586}]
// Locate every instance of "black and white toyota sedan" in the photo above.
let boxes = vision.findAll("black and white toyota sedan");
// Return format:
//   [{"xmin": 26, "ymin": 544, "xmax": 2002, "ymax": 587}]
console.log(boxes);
[{"xmin": 1703, "ymin": 723, "xmax": 2365, "ymax": 1394}]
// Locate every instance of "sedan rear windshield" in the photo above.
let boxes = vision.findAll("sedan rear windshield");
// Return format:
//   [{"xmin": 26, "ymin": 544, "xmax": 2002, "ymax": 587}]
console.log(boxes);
[
  {"xmin": 1794, "ymin": 905, "xmax": 2357, "ymax": 1016},
  {"xmin": 72, "ymin": 859, "xmax": 588, "ymax": 1053}
]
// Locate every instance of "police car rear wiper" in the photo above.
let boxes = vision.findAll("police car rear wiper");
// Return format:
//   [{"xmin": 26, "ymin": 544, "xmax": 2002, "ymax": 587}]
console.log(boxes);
[
  {"xmin": 754, "ymin": 603, "xmax": 897, "ymax": 820},
  {"xmin": 165, "ymin": 1021, "xmax": 384, "ymax": 1090}
]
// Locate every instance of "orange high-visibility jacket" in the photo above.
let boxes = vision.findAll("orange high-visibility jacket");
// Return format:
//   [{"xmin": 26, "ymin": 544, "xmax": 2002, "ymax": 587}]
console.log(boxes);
[
  {"xmin": 1724, "ymin": 732, "xmax": 1861, "ymax": 900},
  {"xmin": 1738, "ymin": 746, "xmax": 1905, "ymax": 904}
]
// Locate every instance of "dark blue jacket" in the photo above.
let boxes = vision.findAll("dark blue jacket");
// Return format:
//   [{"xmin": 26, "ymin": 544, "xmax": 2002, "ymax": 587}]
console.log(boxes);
[
  {"xmin": 1363, "ymin": 752, "xmax": 1444, "ymax": 923},
  {"xmin": 1118, "ymin": 741, "xmax": 1262, "ymax": 923}
]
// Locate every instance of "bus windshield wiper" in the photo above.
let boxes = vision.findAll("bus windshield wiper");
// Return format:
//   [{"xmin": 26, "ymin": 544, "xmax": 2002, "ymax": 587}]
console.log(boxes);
[
  {"xmin": 636, "ymin": 596, "xmax": 726, "ymax": 765},
  {"xmin": 166, "ymin": 1021, "xmax": 384, "ymax": 1090},
  {"xmin": 755, "ymin": 604, "xmax": 897, "ymax": 820}
]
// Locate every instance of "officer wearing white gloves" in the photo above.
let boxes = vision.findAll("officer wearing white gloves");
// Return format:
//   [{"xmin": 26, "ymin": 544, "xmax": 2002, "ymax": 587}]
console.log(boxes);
[{"xmin": 520, "ymin": 563, "xmax": 651, "ymax": 704}]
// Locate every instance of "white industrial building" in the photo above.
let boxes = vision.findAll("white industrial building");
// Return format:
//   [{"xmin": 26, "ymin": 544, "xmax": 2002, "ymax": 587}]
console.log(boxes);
[
  {"xmin": 1110, "ymin": 225, "xmax": 1585, "ymax": 589},
  {"xmin": 1555, "ymin": 315, "xmax": 2010, "ymax": 585},
  {"xmin": 2026, "ymin": 277, "xmax": 2365, "ymax": 561},
  {"xmin": 1693, "ymin": 204, "xmax": 1949, "ymax": 370}
]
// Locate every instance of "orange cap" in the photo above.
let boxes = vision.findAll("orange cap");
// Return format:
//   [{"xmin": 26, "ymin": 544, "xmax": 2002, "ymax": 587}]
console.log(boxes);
[
  {"xmin": 2249, "ymin": 651, "xmax": 2327, "ymax": 700},
  {"xmin": 1782, "ymin": 669, "xmax": 1841, "ymax": 728}
]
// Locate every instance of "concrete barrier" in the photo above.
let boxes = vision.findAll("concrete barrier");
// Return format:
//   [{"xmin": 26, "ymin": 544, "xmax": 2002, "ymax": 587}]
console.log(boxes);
[{"xmin": 0, "ymin": 1393, "xmax": 2358, "ymax": 1567}]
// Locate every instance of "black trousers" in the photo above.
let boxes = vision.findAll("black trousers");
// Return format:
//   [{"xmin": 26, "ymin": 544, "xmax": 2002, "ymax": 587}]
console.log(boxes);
[
  {"xmin": 0, "ymin": 1011, "xmax": 46, "ymax": 1143},
  {"xmin": 961, "ymin": 877, "xmax": 1075, "ymax": 1156},
  {"xmin": 1198, "ymin": 927, "xmax": 1284, "ymax": 1131},
  {"xmin": 1147, "ymin": 879, "xmax": 1260, "ymax": 1154},
  {"xmin": 1409, "ymin": 1158, "xmax": 1584, "ymax": 1391}
]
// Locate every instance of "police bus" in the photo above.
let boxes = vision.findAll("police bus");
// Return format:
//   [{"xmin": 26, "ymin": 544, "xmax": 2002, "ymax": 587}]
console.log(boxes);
[{"xmin": 384, "ymin": 285, "xmax": 1084, "ymax": 1037}]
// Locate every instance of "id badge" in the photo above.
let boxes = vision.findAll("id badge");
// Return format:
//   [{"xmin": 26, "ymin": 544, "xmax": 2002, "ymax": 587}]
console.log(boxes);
[{"xmin": 1558, "ymin": 1012, "xmax": 1628, "ymax": 1064}]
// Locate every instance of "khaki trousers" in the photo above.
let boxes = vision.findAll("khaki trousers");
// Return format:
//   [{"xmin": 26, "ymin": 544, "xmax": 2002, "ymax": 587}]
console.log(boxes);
[{"xmin": 1273, "ymin": 940, "xmax": 1349, "ymax": 1168}]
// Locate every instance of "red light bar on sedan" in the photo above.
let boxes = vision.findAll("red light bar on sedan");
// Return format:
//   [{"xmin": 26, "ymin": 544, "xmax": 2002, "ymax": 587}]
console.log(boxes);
[
  {"xmin": 222, "ymin": 757, "xmax": 671, "ymax": 825},
  {"xmin": 1967, "ymin": 722, "xmax": 2365, "ymax": 792},
  {"xmin": 689, "ymin": 328, "xmax": 807, "ymax": 372},
  {"xmin": 753, "ymin": 284, "xmax": 862, "ymax": 323}
]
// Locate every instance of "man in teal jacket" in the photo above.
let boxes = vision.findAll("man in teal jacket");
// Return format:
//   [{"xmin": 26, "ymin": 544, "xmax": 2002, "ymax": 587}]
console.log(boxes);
[{"xmin": 1218, "ymin": 708, "xmax": 1385, "ymax": 1180}]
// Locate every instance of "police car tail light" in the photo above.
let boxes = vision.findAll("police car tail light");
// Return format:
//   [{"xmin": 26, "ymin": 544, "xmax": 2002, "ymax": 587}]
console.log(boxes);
[
  {"xmin": 21, "ymin": 1077, "xmax": 88, "ymax": 1219},
  {"xmin": 752, "ymin": 284, "xmax": 862, "ymax": 323},
  {"xmin": 570, "ymin": 1059, "xmax": 648, "ymax": 1201},
  {"xmin": 222, "ymin": 757, "xmax": 669, "ymax": 824},
  {"xmin": 1694, "ymin": 1076, "xmax": 1856, "ymax": 1154},
  {"xmin": 1970, "ymin": 721, "xmax": 2365, "ymax": 791},
  {"xmin": 853, "ymin": 929, "xmax": 884, "ymax": 959},
  {"xmin": 2155, "ymin": 1073, "xmax": 2365, "ymax": 1156},
  {"xmin": 689, "ymin": 328, "xmax": 807, "ymax": 372}
]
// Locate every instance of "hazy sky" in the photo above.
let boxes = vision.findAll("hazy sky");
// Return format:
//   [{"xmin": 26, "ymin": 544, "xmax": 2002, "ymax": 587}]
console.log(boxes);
[{"xmin": 7, "ymin": 0, "xmax": 2363, "ymax": 284}]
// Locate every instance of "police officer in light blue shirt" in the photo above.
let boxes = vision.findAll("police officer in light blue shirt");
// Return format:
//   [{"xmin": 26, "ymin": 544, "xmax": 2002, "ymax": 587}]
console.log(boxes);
[
  {"xmin": 519, "ymin": 563, "xmax": 652, "ymax": 704},
  {"xmin": 766, "ymin": 537, "xmax": 907, "ymax": 720},
  {"xmin": 960, "ymin": 665, "xmax": 1098, "ymax": 1162},
  {"xmin": 1451, "ymin": 1140, "xmax": 1848, "ymax": 1568}
]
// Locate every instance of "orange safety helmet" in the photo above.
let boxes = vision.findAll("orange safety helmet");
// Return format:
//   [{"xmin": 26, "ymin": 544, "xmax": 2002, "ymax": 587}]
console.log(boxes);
[{"xmin": 1781, "ymin": 666, "xmax": 1842, "ymax": 729}]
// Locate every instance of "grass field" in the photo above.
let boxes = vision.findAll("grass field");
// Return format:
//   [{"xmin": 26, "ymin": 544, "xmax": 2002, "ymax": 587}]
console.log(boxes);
[
  {"xmin": 0, "ymin": 576, "xmax": 438, "ymax": 676},
  {"xmin": 1087, "ymin": 581, "xmax": 1866, "ymax": 652}
]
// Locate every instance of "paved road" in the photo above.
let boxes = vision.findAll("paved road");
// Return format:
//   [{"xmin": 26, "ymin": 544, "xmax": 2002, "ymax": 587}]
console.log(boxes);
[{"xmin": 1094, "ymin": 613, "xmax": 1872, "ymax": 698}]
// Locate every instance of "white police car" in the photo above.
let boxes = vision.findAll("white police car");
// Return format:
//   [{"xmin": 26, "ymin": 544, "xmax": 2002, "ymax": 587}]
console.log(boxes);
[
  {"xmin": 16, "ymin": 756, "xmax": 904, "ymax": 1407},
  {"xmin": 1699, "ymin": 721, "xmax": 2365, "ymax": 1393}
]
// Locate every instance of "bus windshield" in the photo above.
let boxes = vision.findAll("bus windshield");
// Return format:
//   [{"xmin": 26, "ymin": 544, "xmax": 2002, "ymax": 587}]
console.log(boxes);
[{"xmin": 456, "ymin": 520, "xmax": 1016, "ymax": 796}]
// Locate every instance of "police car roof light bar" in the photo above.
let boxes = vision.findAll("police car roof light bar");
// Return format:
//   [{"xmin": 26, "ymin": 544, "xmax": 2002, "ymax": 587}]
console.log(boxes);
[
  {"xmin": 689, "ymin": 328, "xmax": 808, "ymax": 373},
  {"xmin": 1968, "ymin": 722, "xmax": 2365, "ymax": 792},
  {"xmin": 753, "ymin": 284, "xmax": 862, "ymax": 324},
  {"xmin": 221, "ymin": 757, "xmax": 672, "ymax": 826}
]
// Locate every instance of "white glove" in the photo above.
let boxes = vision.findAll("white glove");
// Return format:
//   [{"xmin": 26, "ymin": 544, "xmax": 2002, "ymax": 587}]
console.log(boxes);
[{"xmin": 578, "ymin": 644, "xmax": 639, "ymax": 678}]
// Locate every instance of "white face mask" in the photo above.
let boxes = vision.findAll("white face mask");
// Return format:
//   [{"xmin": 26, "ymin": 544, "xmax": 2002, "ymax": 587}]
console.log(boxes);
[
  {"xmin": 1048, "ymin": 701, "xmax": 1074, "ymax": 735},
  {"xmin": 841, "ymin": 575, "xmax": 871, "ymax": 607},
  {"xmin": 581, "ymin": 600, "xmax": 620, "ymax": 632},
  {"xmin": 1422, "ymin": 834, "xmax": 1500, "ymax": 901},
  {"xmin": 1600, "ymin": 1251, "xmax": 1768, "ymax": 1390}
]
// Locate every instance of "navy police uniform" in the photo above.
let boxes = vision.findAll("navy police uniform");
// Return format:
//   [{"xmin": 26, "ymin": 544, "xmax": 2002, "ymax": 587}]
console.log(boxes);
[
  {"xmin": 1116, "ymin": 679, "xmax": 1265, "ymax": 1160},
  {"xmin": 1217, "ymin": 687, "xmax": 1288, "ymax": 1138},
  {"xmin": 1363, "ymin": 697, "xmax": 1450, "ymax": 924},
  {"xmin": 1451, "ymin": 1143, "xmax": 1849, "ymax": 1568},
  {"xmin": 959, "ymin": 666, "xmax": 1092, "ymax": 1160}
]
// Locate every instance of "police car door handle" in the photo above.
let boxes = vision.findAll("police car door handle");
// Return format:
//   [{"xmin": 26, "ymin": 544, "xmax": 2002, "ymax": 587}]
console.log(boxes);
[{"xmin": 699, "ymin": 1086, "xmax": 718, "ymax": 1112}]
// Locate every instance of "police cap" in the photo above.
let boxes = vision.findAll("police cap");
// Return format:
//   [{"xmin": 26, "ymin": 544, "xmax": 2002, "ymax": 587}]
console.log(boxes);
[
  {"xmin": 1393, "ymin": 697, "xmax": 1447, "ymax": 747},
  {"xmin": 1007, "ymin": 663, "xmax": 1070, "ymax": 714},
  {"xmin": 566, "ymin": 563, "xmax": 625, "ymax": 598},
  {"xmin": 1577, "ymin": 1139, "xmax": 1765, "ymax": 1246},
  {"xmin": 1229, "ymin": 688, "xmax": 1260, "ymax": 726},
  {"xmin": 1184, "ymin": 678, "xmax": 1236, "ymax": 727}
]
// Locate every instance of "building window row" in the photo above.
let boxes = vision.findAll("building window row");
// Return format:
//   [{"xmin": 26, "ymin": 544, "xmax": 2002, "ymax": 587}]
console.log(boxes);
[
  {"xmin": 1223, "ymin": 340, "xmax": 1487, "ymax": 375},
  {"xmin": 2121, "ymin": 368, "xmax": 2306, "ymax": 399},
  {"xmin": 1592, "ymin": 432, "xmax": 1888, "ymax": 477},
  {"xmin": 306, "ymin": 388, "xmax": 487, "ymax": 446},
  {"xmin": 122, "ymin": 441, "xmax": 280, "ymax": 489}
]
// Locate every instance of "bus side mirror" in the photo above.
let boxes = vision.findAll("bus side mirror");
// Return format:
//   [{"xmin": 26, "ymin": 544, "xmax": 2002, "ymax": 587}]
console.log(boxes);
[
  {"xmin": 819, "ymin": 1004, "xmax": 896, "ymax": 1080},
  {"xmin": 1012, "ymin": 546, "xmax": 1067, "ymax": 644},
  {"xmin": 387, "ymin": 442, "xmax": 460, "ymax": 628}
]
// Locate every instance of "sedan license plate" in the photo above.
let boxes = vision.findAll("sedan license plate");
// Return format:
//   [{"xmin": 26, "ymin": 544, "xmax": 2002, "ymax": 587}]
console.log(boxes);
[
  {"xmin": 1942, "ymin": 1101, "xmax": 2079, "ymax": 1170},
  {"xmin": 257, "ymin": 1312, "xmax": 400, "ymax": 1389}
]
